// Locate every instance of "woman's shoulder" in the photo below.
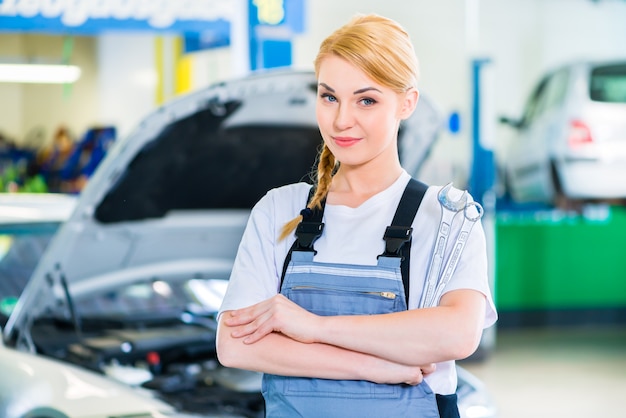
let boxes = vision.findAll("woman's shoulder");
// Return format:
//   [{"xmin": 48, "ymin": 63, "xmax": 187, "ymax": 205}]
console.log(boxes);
[
  {"xmin": 265, "ymin": 182, "xmax": 312, "ymax": 205},
  {"xmin": 267, "ymin": 182, "xmax": 313, "ymax": 197},
  {"xmin": 253, "ymin": 182, "xmax": 313, "ymax": 217}
]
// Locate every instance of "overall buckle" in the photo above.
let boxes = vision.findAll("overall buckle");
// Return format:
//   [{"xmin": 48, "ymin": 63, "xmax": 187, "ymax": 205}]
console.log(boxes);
[
  {"xmin": 295, "ymin": 222, "xmax": 324, "ymax": 251},
  {"xmin": 381, "ymin": 225, "xmax": 413, "ymax": 257}
]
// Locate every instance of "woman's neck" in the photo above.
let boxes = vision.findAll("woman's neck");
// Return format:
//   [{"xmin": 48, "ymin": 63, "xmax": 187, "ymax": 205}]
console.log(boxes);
[{"xmin": 327, "ymin": 161, "xmax": 404, "ymax": 207}]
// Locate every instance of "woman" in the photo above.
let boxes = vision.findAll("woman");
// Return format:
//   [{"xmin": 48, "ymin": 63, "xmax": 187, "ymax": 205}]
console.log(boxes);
[{"xmin": 217, "ymin": 13, "xmax": 497, "ymax": 418}]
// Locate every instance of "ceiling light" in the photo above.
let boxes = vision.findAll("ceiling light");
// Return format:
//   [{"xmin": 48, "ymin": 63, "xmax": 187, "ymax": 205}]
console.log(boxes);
[{"xmin": 0, "ymin": 63, "xmax": 81, "ymax": 84}]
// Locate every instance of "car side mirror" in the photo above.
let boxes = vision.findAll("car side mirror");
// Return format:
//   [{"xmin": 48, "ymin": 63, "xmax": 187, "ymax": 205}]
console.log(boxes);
[{"xmin": 498, "ymin": 115, "xmax": 523, "ymax": 129}]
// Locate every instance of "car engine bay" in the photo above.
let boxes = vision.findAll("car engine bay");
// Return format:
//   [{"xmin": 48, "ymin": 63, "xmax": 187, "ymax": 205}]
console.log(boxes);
[{"xmin": 29, "ymin": 313, "xmax": 265, "ymax": 418}]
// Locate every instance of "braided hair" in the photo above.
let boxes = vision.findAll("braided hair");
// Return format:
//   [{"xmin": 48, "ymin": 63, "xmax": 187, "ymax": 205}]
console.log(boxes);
[{"xmin": 279, "ymin": 14, "xmax": 419, "ymax": 241}]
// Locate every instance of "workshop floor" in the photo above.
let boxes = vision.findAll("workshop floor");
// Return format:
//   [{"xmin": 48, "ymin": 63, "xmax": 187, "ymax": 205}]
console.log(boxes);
[{"xmin": 461, "ymin": 326, "xmax": 626, "ymax": 418}]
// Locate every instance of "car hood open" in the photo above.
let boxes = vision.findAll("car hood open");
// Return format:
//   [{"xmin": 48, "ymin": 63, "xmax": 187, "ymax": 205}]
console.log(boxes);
[{"xmin": 3, "ymin": 69, "xmax": 442, "ymax": 344}]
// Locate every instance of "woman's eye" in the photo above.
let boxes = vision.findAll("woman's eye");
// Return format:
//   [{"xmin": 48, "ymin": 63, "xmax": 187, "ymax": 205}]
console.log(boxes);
[
  {"xmin": 320, "ymin": 93, "xmax": 337, "ymax": 102},
  {"xmin": 360, "ymin": 97, "xmax": 376, "ymax": 106}
]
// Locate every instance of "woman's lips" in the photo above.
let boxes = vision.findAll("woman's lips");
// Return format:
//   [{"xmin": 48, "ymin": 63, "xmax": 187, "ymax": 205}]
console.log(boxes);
[{"xmin": 333, "ymin": 136, "xmax": 361, "ymax": 147}]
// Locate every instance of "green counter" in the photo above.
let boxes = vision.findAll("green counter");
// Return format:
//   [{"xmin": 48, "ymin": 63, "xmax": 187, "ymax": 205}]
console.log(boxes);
[{"xmin": 495, "ymin": 205, "xmax": 626, "ymax": 325}]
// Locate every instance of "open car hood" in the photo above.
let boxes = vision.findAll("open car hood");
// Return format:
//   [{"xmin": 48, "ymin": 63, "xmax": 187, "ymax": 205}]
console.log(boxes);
[{"xmin": 4, "ymin": 69, "xmax": 443, "ymax": 343}]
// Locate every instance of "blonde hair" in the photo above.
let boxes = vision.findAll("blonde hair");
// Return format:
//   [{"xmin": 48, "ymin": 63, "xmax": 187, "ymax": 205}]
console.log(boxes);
[{"xmin": 279, "ymin": 14, "xmax": 420, "ymax": 241}]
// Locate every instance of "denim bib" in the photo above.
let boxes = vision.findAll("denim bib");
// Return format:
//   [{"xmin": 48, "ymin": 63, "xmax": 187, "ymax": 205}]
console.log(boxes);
[{"xmin": 262, "ymin": 251, "xmax": 440, "ymax": 418}]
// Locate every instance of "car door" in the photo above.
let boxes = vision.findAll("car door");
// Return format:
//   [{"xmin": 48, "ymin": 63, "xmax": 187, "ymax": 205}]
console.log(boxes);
[{"xmin": 506, "ymin": 69, "xmax": 569, "ymax": 203}]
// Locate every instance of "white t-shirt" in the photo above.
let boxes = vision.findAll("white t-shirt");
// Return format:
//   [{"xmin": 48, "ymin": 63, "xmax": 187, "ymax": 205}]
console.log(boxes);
[{"xmin": 220, "ymin": 170, "xmax": 497, "ymax": 394}]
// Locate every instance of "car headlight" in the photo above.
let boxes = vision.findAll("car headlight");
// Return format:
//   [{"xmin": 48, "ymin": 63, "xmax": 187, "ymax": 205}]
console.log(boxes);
[
  {"xmin": 187, "ymin": 278, "xmax": 229, "ymax": 312},
  {"xmin": 459, "ymin": 390, "xmax": 498, "ymax": 418}
]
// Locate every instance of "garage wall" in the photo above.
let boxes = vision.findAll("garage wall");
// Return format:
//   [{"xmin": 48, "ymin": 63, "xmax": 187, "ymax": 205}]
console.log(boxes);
[
  {"xmin": 2, "ymin": 0, "xmax": 626, "ymax": 160},
  {"xmin": 96, "ymin": 34, "xmax": 237, "ymax": 139},
  {"xmin": 293, "ymin": 0, "xmax": 626, "ymax": 185},
  {"xmin": 0, "ymin": 34, "xmax": 98, "ymax": 148},
  {"xmin": 96, "ymin": 33, "xmax": 158, "ymax": 140},
  {"xmin": 482, "ymin": 0, "xmax": 626, "ymax": 117}
]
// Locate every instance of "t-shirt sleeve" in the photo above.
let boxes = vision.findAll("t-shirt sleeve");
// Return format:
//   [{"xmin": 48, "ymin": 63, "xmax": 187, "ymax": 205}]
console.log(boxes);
[
  {"xmin": 435, "ymin": 200, "xmax": 498, "ymax": 329},
  {"xmin": 218, "ymin": 191, "xmax": 281, "ymax": 315}
]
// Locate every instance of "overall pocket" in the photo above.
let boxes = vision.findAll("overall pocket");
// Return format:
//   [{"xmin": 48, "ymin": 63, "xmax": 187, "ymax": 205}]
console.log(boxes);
[{"xmin": 286, "ymin": 285, "xmax": 401, "ymax": 316}]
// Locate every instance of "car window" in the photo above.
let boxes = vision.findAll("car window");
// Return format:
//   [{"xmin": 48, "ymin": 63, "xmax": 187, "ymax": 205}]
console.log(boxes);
[
  {"xmin": 521, "ymin": 70, "xmax": 569, "ymax": 128},
  {"xmin": 521, "ymin": 77, "xmax": 549, "ymax": 126},
  {"xmin": 95, "ymin": 102, "xmax": 320, "ymax": 223},
  {"xmin": 541, "ymin": 69, "xmax": 569, "ymax": 112},
  {"xmin": 590, "ymin": 63, "xmax": 626, "ymax": 103}
]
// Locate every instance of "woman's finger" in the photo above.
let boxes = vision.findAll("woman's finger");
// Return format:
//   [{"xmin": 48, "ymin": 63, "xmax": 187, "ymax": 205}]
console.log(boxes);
[{"xmin": 420, "ymin": 363, "xmax": 436, "ymax": 376}]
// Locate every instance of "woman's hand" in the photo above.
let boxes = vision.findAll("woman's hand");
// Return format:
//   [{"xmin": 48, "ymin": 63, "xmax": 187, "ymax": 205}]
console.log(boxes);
[
  {"xmin": 365, "ymin": 359, "xmax": 436, "ymax": 386},
  {"xmin": 222, "ymin": 297, "xmax": 438, "ymax": 385},
  {"xmin": 223, "ymin": 294, "xmax": 322, "ymax": 344},
  {"xmin": 420, "ymin": 363, "xmax": 437, "ymax": 377}
]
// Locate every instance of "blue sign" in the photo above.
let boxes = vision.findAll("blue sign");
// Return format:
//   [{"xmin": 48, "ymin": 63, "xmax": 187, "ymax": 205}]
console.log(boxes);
[
  {"xmin": 248, "ymin": 0, "xmax": 304, "ymax": 71},
  {"xmin": 0, "ymin": 0, "xmax": 232, "ymax": 35},
  {"xmin": 184, "ymin": 30, "xmax": 230, "ymax": 53},
  {"xmin": 249, "ymin": 0, "xmax": 304, "ymax": 34}
]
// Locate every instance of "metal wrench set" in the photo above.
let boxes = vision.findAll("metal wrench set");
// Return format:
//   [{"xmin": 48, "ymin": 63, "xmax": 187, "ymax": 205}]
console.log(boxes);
[{"xmin": 419, "ymin": 183, "xmax": 484, "ymax": 308}]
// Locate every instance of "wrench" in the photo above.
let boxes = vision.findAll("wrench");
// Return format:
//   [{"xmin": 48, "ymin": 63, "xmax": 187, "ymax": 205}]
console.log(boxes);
[
  {"xmin": 427, "ymin": 200, "xmax": 484, "ymax": 307},
  {"xmin": 419, "ymin": 183, "xmax": 468, "ymax": 308}
]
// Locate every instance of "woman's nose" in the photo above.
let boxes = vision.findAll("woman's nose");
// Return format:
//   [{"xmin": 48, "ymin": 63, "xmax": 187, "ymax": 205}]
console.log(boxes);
[{"xmin": 334, "ymin": 104, "xmax": 355, "ymax": 130}]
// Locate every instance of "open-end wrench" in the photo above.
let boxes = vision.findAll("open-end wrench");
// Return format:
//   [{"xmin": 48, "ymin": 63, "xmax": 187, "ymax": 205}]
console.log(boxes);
[
  {"xmin": 426, "ymin": 200, "xmax": 484, "ymax": 307},
  {"xmin": 419, "ymin": 183, "xmax": 468, "ymax": 308}
]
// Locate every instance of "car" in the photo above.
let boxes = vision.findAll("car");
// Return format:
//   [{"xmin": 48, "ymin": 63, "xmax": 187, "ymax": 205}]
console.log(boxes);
[
  {"xmin": 0, "ymin": 340, "xmax": 190, "ymax": 418},
  {"xmin": 498, "ymin": 59, "xmax": 626, "ymax": 208},
  {"xmin": 1, "ymin": 69, "xmax": 497, "ymax": 418},
  {"xmin": 0, "ymin": 194, "xmax": 195, "ymax": 418},
  {"xmin": 0, "ymin": 193, "xmax": 77, "ymax": 319}
]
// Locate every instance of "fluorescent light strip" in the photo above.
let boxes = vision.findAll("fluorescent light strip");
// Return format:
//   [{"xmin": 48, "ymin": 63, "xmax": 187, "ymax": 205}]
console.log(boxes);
[{"xmin": 0, "ymin": 63, "xmax": 81, "ymax": 84}]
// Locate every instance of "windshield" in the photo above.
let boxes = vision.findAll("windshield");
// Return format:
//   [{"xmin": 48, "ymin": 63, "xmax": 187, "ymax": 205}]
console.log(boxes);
[
  {"xmin": 590, "ymin": 63, "xmax": 626, "ymax": 103},
  {"xmin": 0, "ymin": 222, "xmax": 59, "ymax": 323}
]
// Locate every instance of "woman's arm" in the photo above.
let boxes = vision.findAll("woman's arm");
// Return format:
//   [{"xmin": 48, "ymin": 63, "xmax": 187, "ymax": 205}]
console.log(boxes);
[
  {"xmin": 319, "ymin": 289, "xmax": 486, "ymax": 364},
  {"xmin": 217, "ymin": 312, "xmax": 433, "ymax": 385},
  {"xmin": 218, "ymin": 185, "xmax": 491, "ymax": 372},
  {"xmin": 222, "ymin": 289, "xmax": 486, "ymax": 366}
]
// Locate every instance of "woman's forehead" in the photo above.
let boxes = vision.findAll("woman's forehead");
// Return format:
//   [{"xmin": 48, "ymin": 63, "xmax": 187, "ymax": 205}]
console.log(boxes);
[{"xmin": 317, "ymin": 56, "xmax": 385, "ymax": 93}]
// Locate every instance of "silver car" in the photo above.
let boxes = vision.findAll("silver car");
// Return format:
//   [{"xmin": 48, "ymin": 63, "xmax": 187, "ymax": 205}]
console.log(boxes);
[
  {"xmin": 0, "ymin": 194, "xmax": 190, "ymax": 418},
  {"xmin": 1, "ymin": 70, "xmax": 496, "ymax": 418},
  {"xmin": 498, "ymin": 60, "xmax": 626, "ymax": 207}
]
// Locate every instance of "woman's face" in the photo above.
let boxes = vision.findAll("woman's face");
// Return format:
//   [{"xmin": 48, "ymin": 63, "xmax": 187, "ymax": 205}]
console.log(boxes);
[{"xmin": 315, "ymin": 55, "xmax": 417, "ymax": 170}]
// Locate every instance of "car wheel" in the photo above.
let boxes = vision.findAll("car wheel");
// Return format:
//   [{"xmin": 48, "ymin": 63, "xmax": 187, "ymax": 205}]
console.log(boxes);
[
  {"xmin": 495, "ymin": 164, "xmax": 513, "ymax": 203},
  {"xmin": 550, "ymin": 161, "xmax": 580, "ymax": 211},
  {"xmin": 502, "ymin": 169, "xmax": 514, "ymax": 202}
]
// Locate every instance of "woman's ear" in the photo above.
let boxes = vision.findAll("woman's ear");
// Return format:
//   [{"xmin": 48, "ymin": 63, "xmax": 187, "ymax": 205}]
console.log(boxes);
[{"xmin": 399, "ymin": 88, "xmax": 419, "ymax": 120}]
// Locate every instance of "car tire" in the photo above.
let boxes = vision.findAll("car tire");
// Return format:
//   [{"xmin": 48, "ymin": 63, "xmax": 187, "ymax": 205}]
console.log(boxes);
[
  {"xmin": 550, "ymin": 161, "xmax": 581, "ymax": 211},
  {"xmin": 502, "ymin": 169, "xmax": 514, "ymax": 202},
  {"xmin": 494, "ymin": 164, "xmax": 514, "ymax": 204}
]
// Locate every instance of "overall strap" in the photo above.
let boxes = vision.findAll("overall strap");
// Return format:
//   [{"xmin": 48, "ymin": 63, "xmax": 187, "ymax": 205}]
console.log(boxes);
[
  {"xmin": 280, "ymin": 186, "xmax": 325, "ymax": 287},
  {"xmin": 379, "ymin": 178, "xmax": 428, "ymax": 304},
  {"xmin": 280, "ymin": 179, "xmax": 428, "ymax": 305}
]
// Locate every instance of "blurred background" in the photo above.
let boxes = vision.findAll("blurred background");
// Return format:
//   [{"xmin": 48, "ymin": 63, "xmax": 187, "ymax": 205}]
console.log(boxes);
[{"xmin": 1, "ymin": 1, "xmax": 625, "ymax": 417}]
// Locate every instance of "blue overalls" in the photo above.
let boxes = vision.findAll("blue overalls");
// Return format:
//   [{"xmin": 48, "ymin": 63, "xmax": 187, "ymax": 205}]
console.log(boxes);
[{"xmin": 262, "ymin": 180, "xmax": 441, "ymax": 418}]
